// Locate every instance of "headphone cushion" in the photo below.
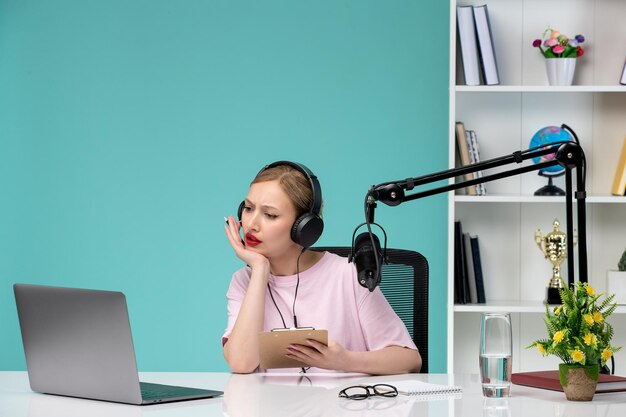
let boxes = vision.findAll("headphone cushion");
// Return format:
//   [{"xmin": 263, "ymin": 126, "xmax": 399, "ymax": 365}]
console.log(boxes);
[
  {"xmin": 291, "ymin": 214, "xmax": 324, "ymax": 248},
  {"xmin": 237, "ymin": 201, "xmax": 245, "ymax": 221}
]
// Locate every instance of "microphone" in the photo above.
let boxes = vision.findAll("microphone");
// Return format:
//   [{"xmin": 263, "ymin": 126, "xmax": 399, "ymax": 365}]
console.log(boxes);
[{"xmin": 352, "ymin": 232, "xmax": 383, "ymax": 292}]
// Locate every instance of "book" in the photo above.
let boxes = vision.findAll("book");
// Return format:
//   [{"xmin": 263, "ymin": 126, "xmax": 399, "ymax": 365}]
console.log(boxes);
[
  {"xmin": 456, "ymin": 6, "xmax": 481, "ymax": 86},
  {"xmin": 454, "ymin": 221, "xmax": 467, "ymax": 304},
  {"xmin": 471, "ymin": 130, "xmax": 487, "ymax": 195},
  {"xmin": 466, "ymin": 130, "xmax": 487, "ymax": 196},
  {"xmin": 455, "ymin": 122, "xmax": 477, "ymax": 195},
  {"xmin": 621, "ymin": 59, "xmax": 626, "ymax": 85},
  {"xmin": 470, "ymin": 235, "xmax": 486, "ymax": 303},
  {"xmin": 464, "ymin": 233, "xmax": 478, "ymax": 303},
  {"xmin": 470, "ymin": 130, "xmax": 487, "ymax": 195},
  {"xmin": 473, "ymin": 4, "xmax": 500, "ymax": 85},
  {"xmin": 512, "ymin": 370, "xmax": 626, "ymax": 393},
  {"xmin": 388, "ymin": 380, "xmax": 462, "ymax": 396},
  {"xmin": 611, "ymin": 135, "xmax": 626, "ymax": 196}
]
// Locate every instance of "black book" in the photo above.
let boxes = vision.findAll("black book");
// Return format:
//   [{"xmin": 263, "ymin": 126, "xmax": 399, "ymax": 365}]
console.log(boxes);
[
  {"xmin": 464, "ymin": 233, "xmax": 478, "ymax": 303},
  {"xmin": 454, "ymin": 221, "xmax": 467, "ymax": 304},
  {"xmin": 470, "ymin": 235, "xmax": 486, "ymax": 303}
]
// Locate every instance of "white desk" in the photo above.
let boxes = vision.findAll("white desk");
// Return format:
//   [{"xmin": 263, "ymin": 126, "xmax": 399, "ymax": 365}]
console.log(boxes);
[{"xmin": 1, "ymin": 371, "xmax": 626, "ymax": 417}]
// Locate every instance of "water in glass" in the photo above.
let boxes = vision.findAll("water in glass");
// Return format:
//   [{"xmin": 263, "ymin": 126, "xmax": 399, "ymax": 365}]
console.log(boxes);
[{"xmin": 479, "ymin": 353, "xmax": 512, "ymax": 397}]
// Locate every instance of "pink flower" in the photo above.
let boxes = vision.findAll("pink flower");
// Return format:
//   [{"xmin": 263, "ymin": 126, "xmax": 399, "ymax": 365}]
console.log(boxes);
[
  {"xmin": 545, "ymin": 38, "xmax": 558, "ymax": 47},
  {"xmin": 534, "ymin": 28, "xmax": 586, "ymax": 59}
]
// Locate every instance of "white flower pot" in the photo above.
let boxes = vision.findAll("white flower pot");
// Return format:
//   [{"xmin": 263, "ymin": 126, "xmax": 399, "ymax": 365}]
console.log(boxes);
[
  {"xmin": 545, "ymin": 58, "xmax": 577, "ymax": 86},
  {"xmin": 607, "ymin": 270, "xmax": 626, "ymax": 305}
]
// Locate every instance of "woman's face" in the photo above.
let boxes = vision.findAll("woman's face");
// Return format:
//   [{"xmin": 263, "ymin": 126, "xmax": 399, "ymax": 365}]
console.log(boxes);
[{"xmin": 240, "ymin": 180, "xmax": 299, "ymax": 259}]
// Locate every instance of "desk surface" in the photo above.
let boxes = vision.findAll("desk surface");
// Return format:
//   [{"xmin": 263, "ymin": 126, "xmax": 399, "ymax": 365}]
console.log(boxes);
[{"xmin": 1, "ymin": 371, "xmax": 626, "ymax": 417}]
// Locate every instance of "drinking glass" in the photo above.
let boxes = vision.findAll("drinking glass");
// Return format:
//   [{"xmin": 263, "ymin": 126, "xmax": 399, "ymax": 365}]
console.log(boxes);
[
  {"xmin": 483, "ymin": 398, "xmax": 511, "ymax": 417},
  {"xmin": 479, "ymin": 312, "xmax": 512, "ymax": 397}
]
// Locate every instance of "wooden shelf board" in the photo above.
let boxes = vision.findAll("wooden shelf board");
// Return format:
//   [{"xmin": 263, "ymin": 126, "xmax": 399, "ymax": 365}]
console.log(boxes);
[
  {"xmin": 456, "ymin": 85, "xmax": 626, "ymax": 93},
  {"xmin": 454, "ymin": 195, "xmax": 626, "ymax": 204},
  {"xmin": 454, "ymin": 301, "xmax": 626, "ymax": 314}
]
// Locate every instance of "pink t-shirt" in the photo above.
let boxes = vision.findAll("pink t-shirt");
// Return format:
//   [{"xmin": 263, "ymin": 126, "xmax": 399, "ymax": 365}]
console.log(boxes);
[{"xmin": 222, "ymin": 251, "xmax": 417, "ymax": 372}]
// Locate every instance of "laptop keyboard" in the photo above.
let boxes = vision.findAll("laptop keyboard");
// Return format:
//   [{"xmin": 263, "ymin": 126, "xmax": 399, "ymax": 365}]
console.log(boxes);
[{"xmin": 140, "ymin": 382, "xmax": 218, "ymax": 400}]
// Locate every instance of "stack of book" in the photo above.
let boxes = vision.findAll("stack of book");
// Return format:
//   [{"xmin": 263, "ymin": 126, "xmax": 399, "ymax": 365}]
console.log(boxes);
[
  {"xmin": 457, "ymin": 4, "xmax": 500, "ymax": 86},
  {"xmin": 454, "ymin": 220, "xmax": 486, "ymax": 304},
  {"xmin": 455, "ymin": 121, "xmax": 486, "ymax": 196}
]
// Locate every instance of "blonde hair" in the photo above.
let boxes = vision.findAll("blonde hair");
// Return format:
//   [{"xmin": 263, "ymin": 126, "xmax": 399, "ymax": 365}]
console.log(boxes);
[{"xmin": 251, "ymin": 164, "xmax": 317, "ymax": 218}]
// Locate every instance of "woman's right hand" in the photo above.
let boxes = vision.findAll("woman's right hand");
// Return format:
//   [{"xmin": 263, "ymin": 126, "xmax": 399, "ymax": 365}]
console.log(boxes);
[
  {"xmin": 223, "ymin": 215, "xmax": 271, "ymax": 373},
  {"xmin": 224, "ymin": 216, "xmax": 270, "ymax": 271}
]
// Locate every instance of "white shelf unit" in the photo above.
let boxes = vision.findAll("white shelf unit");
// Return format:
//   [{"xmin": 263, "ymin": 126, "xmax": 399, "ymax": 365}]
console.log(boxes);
[{"xmin": 448, "ymin": 0, "xmax": 626, "ymax": 375}]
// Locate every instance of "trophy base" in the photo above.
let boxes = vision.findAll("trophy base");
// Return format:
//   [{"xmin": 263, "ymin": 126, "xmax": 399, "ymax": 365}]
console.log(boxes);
[{"xmin": 546, "ymin": 287, "xmax": 562, "ymax": 305}]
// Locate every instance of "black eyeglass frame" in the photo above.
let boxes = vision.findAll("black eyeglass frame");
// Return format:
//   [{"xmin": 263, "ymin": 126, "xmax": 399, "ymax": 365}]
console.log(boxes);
[{"xmin": 338, "ymin": 384, "xmax": 399, "ymax": 400}]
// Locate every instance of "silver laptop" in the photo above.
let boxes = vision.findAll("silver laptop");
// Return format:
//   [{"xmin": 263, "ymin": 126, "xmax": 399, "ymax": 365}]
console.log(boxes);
[{"xmin": 13, "ymin": 283, "xmax": 223, "ymax": 405}]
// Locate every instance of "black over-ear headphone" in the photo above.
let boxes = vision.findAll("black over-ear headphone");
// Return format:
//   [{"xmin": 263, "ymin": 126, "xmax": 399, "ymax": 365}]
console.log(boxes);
[{"xmin": 237, "ymin": 161, "xmax": 324, "ymax": 248}]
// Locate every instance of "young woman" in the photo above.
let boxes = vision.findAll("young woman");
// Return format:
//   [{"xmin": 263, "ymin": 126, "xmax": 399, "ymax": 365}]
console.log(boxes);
[{"xmin": 223, "ymin": 161, "xmax": 421, "ymax": 374}]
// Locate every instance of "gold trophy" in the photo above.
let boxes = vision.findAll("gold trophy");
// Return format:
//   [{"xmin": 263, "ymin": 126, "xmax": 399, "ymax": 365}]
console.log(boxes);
[{"xmin": 535, "ymin": 219, "xmax": 576, "ymax": 304}]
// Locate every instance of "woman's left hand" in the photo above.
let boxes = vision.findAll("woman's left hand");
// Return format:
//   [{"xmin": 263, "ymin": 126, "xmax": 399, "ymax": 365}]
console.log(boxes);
[{"xmin": 285, "ymin": 340, "xmax": 352, "ymax": 372}]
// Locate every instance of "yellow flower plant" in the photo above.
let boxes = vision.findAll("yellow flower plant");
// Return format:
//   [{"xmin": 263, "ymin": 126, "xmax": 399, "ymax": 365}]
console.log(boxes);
[{"xmin": 528, "ymin": 282, "xmax": 621, "ymax": 367}]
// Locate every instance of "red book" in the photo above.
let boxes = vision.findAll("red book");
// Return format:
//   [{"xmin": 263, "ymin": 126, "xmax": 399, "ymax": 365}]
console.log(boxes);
[{"xmin": 512, "ymin": 370, "xmax": 626, "ymax": 393}]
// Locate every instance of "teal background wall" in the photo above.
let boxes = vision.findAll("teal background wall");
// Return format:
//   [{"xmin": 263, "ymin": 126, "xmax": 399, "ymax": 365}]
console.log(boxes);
[{"xmin": 0, "ymin": 1, "xmax": 449, "ymax": 372}]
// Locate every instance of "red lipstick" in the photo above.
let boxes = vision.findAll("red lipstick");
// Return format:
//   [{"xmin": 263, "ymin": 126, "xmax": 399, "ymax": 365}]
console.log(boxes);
[{"xmin": 245, "ymin": 233, "xmax": 261, "ymax": 247}]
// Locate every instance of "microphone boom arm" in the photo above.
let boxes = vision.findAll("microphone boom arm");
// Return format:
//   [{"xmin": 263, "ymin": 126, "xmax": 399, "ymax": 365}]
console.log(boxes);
[{"xmin": 368, "ymin": 141, "xmax": 588, "ymax": 287}]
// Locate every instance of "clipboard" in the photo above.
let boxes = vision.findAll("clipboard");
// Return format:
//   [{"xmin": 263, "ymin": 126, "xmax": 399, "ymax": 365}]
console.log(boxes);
[{"xmin": 258, "ymin": 328, "xmax": 328, "ymax": 369}]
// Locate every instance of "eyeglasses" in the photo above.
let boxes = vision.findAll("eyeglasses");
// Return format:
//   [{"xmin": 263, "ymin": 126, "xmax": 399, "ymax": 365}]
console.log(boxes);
[
  {"xmin": 338, "ymin": 384, "xmax": 398, "ymax": 400},
  {"xmin": 339, "ymin": 397, "xmax": 400, "ymax": 411}
]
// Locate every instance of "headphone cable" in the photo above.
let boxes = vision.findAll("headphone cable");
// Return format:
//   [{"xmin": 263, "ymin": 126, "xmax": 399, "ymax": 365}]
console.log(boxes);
[
  {"xmin": 266, "ymin": 246, "xmax": 306, "ymax": 329},
  {"xmin": 292, "ymin": 247, "xmax": 306, "ymax": 328},
  {"xmin": 266, "ymin": 247, "xmax": 308, "ymax": 373},
  {"xmin": 267, "ymin": 283, "xmax": 287, "ymax": 329}
]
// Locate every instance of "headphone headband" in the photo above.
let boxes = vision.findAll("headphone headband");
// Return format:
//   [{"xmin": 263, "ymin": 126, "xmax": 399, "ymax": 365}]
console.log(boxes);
[
  {"xmin": 259, "ymin": 160, "xmax": 322, "ymax": 218},
  {"xmin": 239, "ymin": 160, "xmax": 324, "ymax": 247}
]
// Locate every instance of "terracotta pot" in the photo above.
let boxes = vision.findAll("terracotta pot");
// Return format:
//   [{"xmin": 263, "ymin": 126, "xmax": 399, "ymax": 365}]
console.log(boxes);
[{"xmin": 559, "ymin": 363, "xmax": 598, "ymax": 401}]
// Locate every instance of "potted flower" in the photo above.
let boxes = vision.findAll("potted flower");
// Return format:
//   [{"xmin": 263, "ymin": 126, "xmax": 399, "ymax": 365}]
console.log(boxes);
[
  {"xmin": 528, "ymin": 282, "xmax": 621, "ymax": 401},
  {"xmin": 532, "ymin": 28, "xmax": 585, "ymax": 86},
  {"xmin": 607, "ymin": 247, "xmax": 626, "ymax": 305}
]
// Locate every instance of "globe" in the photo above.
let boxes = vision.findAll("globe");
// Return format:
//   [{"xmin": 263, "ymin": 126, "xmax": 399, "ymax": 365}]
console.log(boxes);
[{"xmin": 529, "ymin": 126, "xmax": 574, "ymax": 174}]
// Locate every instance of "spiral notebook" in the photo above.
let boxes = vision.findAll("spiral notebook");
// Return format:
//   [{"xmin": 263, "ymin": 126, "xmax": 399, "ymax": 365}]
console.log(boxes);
[{"xmin": 390, "ymin": 380, "xmax": 462, "ymax": 397}]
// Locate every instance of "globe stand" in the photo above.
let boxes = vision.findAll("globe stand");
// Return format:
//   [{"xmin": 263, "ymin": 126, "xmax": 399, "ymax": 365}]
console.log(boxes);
[{"xmin": 535, "ymin": 170, "xmax": 565, "ymax": 196}]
